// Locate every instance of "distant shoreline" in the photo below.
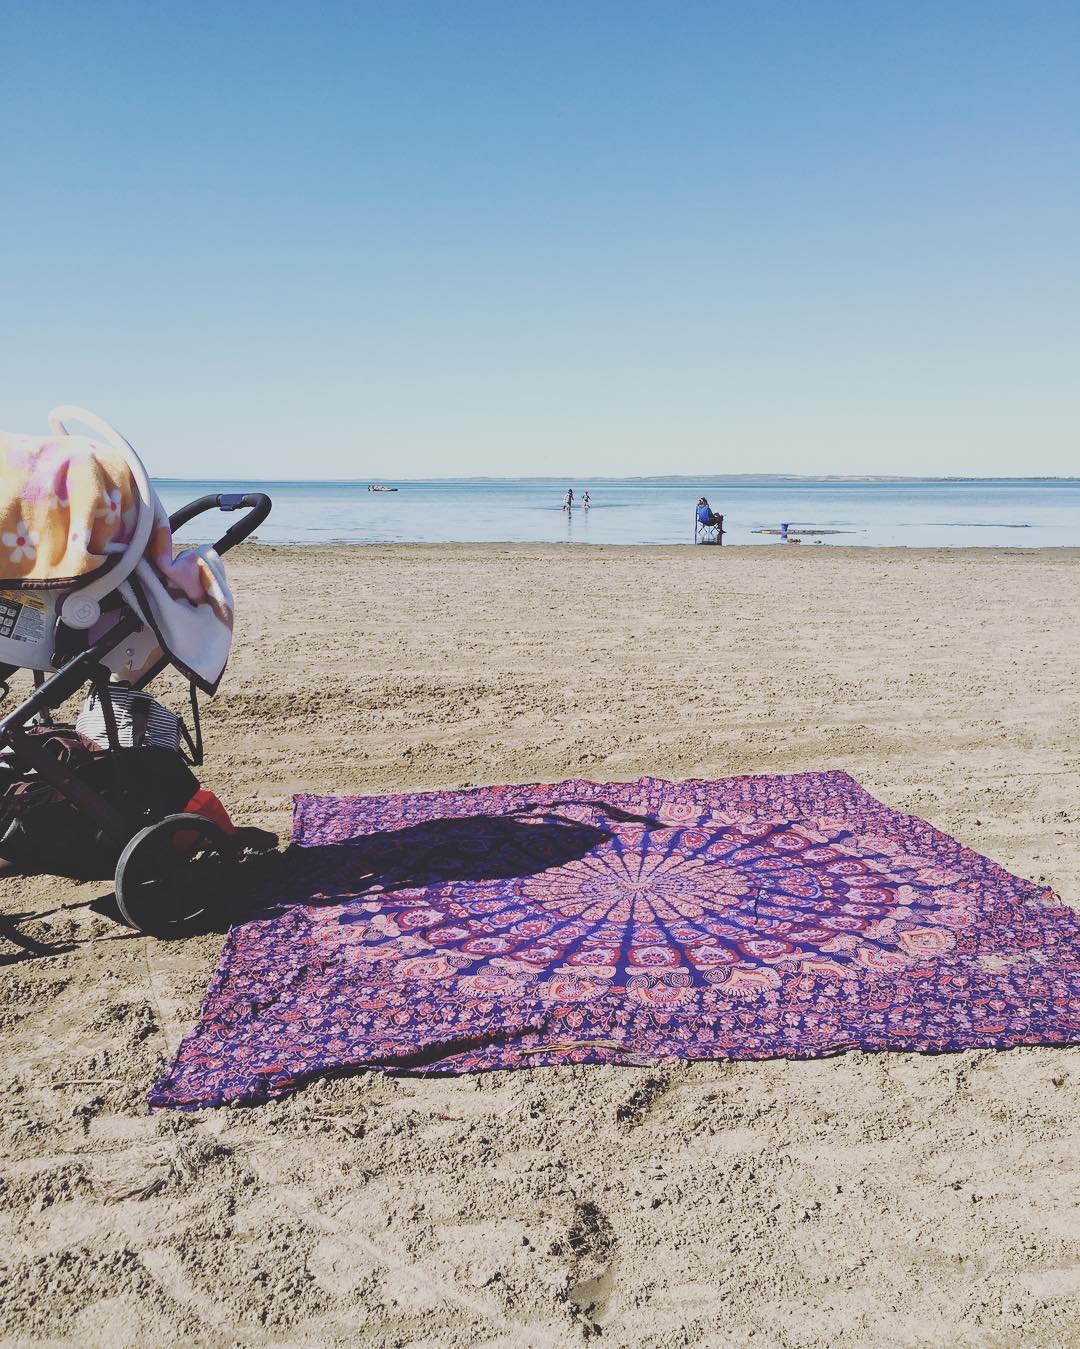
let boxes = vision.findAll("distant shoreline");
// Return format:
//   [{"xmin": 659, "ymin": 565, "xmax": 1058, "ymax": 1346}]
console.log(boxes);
[
  {"xmin": 237, "ymin": 540, "xmax": 1080, "ymax": 554},
  {"xmin": 155, "ymin": 474, "xmax": 1080, "ymax": 485}
]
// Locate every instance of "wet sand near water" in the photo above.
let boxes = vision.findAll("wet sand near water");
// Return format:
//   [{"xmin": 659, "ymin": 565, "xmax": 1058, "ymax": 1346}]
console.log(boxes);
[{"xmin": 2, "ymin": 543, "xmax": 1079, "ymax": 1345}]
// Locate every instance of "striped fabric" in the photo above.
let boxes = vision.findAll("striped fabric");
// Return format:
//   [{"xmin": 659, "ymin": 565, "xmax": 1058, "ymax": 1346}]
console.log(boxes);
[{"xmin": 76, "ymin": 684, "xmax": 181, "ymax": 752}]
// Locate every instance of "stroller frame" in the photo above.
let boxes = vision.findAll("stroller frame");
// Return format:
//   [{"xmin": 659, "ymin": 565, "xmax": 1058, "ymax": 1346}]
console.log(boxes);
[{"xmin": 0, "ymin": 491, "xmax": 273, "ymax": 933}]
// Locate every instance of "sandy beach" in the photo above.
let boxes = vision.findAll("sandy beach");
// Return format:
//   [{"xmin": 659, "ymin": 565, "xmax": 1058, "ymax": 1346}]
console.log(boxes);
[{"xmin": 2, "ymin": 542, "xmax": 1079, "ymax": 1347}]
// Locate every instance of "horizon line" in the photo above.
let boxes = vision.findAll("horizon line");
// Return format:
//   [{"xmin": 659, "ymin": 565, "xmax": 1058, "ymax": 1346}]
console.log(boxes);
[{"xmin": 152, "ymin": 473, "xmax": 1080, "ymax": 485}]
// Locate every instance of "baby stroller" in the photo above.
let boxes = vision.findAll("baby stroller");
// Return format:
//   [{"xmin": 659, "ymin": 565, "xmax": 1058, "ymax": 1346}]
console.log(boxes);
[{"xmin": 0, "ymin": 406, "xmax": 276, "ymax": 937}]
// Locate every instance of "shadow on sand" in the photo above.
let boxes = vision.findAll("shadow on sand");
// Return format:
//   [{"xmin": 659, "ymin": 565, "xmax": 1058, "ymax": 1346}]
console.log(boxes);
[
  {"xmin": 101, "ymin": 800, "xmax": 668, "ymax": 939},
  {"xmin": 2, "ymin": 801, "xmax": 668, "ymax": 953}
]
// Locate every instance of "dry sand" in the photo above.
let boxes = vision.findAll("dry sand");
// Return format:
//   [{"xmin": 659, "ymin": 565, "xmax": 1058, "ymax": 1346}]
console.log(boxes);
[{"xmin": 2, "ymin": 542, "xmax": 1079, "ymax": 1347}]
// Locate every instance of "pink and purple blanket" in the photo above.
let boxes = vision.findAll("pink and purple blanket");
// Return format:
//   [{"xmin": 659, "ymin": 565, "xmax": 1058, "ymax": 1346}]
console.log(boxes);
[{"xmin": 150, "ymin": 771, "xmax": 1080, "ymax": 1109}]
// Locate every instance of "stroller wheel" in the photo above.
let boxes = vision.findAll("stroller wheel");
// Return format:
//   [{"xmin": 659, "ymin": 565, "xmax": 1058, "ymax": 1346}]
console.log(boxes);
[{"xmin": 115, "ymin": 813, "xmax": 232, "ymax": 938}]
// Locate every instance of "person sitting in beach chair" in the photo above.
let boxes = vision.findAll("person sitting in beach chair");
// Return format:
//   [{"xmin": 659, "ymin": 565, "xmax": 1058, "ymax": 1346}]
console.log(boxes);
[{"xmin": 694, "ymin": 498, "xmax": 724, "ymax": 544}]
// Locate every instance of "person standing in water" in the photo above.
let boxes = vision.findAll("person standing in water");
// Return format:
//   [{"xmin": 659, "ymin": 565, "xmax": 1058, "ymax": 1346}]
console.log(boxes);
[
  {"xmin": 582, "ymin": 490, "xmax": 590, "ymax": 511},
  {"xmin": 563, "ymin": 488, "xmax": 574, "ymax": 512}
]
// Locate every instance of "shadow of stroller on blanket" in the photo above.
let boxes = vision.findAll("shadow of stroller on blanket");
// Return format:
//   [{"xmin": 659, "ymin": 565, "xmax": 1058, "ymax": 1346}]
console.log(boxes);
[
  {"xmin": 4, "ymin": 802, "xmax": 647, "ymax": 958},
  {"xmin": 2, "ymin": 808, "xmax": 628, "ymax": 959},
  {"xmin": 186, "ymin": 802, "xmax": 662, "ymax": 933}
]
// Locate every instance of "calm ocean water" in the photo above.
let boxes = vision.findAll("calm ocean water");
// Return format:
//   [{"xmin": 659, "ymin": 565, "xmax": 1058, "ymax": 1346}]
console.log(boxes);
[{"xmin": 153, "ymin": 477, "xmax": 1080, "ymax": 548}]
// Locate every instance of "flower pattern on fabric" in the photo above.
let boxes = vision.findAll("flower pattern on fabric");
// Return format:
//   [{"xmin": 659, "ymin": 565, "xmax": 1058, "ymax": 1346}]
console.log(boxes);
[
  {"xmin": 0, "ymin": 429, "xmax": 139, "ymax": 583},
  {"xmin": 2, "ymin": 521, "xmax": 38, "ymax": 563},
  {"xmin": 95, "ymin": 487, "xmax": 122, "ymax": 522},
  {"xmin": 149, "ymin": 772, "xmax": 1080, "ymax": 1110}
]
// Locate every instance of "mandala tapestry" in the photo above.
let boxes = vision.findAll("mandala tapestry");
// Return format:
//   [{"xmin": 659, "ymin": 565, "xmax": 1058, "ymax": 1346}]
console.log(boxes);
[{"xmin": 150, "ymin": 772, "xmax": 1080, "ymax": 1108}]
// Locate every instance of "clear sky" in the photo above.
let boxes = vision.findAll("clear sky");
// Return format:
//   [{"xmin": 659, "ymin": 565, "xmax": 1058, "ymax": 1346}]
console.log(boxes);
[{"xmin": 2, "ymin": 1, "xmax": 1078, "ymax": 478}]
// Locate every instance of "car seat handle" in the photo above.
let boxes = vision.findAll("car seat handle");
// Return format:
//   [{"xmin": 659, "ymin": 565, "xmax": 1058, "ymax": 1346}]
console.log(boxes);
[
  {"xmin": 49, "ymin": 405, "xmax": 134, "ymax": 452},
  {"xmin": 46, "ymin": 406, "xmax": 157, "ymax": 630}
]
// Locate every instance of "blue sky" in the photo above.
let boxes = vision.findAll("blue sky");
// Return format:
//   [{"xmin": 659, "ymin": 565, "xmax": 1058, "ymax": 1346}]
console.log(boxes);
[{"xmin": 2, "ymin": 1, "xmax": 1077, "ymax": 478}]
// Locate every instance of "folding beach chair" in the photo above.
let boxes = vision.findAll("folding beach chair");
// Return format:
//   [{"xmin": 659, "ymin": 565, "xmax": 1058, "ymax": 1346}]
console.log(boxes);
[{"xmin": 694, "ymin": 510, "xmax": 724, "ymax": 544}]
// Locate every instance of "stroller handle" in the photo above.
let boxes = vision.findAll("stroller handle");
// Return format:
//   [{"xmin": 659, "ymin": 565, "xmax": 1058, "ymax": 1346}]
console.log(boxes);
[{"xmin": 168, "ymin": 492, "xmax": 272, "ymax": 556}]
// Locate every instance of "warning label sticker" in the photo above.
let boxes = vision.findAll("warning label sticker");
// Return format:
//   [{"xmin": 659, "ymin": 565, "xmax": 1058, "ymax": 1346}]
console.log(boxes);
[{"xmin": 0, "ymin": 591, "xmax": 47, "ymax": 644}]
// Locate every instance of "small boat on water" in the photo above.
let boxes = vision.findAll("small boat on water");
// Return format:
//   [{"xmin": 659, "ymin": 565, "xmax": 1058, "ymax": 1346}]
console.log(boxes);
[{"xmin": 367, "ymin": 484, "xmax": 398, "ymax": 492}]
